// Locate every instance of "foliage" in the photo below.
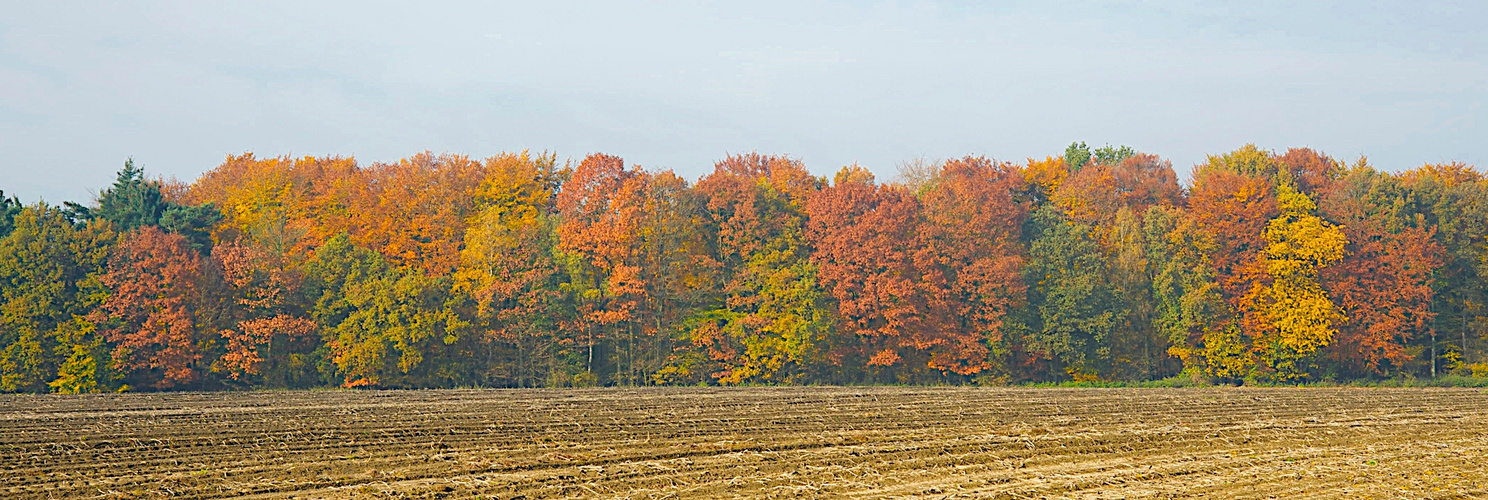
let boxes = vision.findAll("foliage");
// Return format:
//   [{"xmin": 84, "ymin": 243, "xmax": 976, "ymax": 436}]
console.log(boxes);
[
  {"xmin": 73, "ymin": 158, "xmax": 222, "ymax": 252},
  {"xmin": 0, "ymin": 205, "xmax": 115, "ymax": 392},
  {"xmin": 98, "ymin": 226, "xmax": 214, "ymax": 389},
  {"xmin": 1254, "ymin": 183, "xmax": 1347, "ymax": 380},
  {"xmin": 0, "ymin": 144, "xmax": 1481, "ymax": 390},
  {"xmin": 1021, "ymin": 206, "xmax": 1118, "ymax": 380},
  {"xmin": 0, "ymin": 190, "xmax": 21, "ymax": 238},
  {"xmin": 690, "ymin": 153, "xmax": 825, "ymax": 384}
]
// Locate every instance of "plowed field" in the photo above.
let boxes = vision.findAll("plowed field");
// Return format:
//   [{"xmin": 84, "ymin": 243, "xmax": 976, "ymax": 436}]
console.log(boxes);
[{"xmin": 3, "ymin": 387, "xmax": 1485, "ymax": 499}]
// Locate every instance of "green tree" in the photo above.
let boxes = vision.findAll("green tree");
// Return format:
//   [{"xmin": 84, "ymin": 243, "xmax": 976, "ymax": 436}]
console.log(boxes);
[
  {"xmin": 1092, "ymin": 144, "xmax": 1137, "ymax": 166},
  {"xmin": 1064, "ymin": 142, "xmax": 1092, "ymax": 172},
  {"xmin": 71, "ymin": 159, "xmax": 222, "ymax": 252},
  {"xmin": 0, "ymin": 205, "xmax": 116, "ymax": 392},
  {"xmin": 305, "ymin": 235, "xmax": 455, "ymax": 386},
  {"xmin": 1398, "ymin": 163, "xmax": 1488, "ymax": 375},
  {"xmin": 0, "ymin": 190, "xmax": 21, "ymax": 238},
  {"xmin": 81, "ymin": 159, "xmax": 167, "ymax": 232},
  {"xmin": 1142, "ymin": 205, "xmax": 1228, "ymax": 379},
  {"xmin": 304, "ymin": 235, "xmax": 458, "ymax": 388},
  {"xmin": 1021, "ymin": 206, "xmax": 1119, "ymax": 380},
  {"xmin": 1104, "ymin": 207, "xmax": 1171, "ymax": 380}
]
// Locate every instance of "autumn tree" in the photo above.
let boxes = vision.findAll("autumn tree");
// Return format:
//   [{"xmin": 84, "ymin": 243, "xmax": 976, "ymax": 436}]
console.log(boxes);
[
  {"xmin": 1185, "ymin": 156, "xmax": 1278, "ymax": 379},
  {"xmin": 1143, "ymin": 205, "xmax": 1227, "ymax": 378},
  {"xmin": 98, "ymin": 226, "xmax": 216, "ymax": 389},
  {"xmin": 555, "ymin": 153, "xmax": 651, "ymax": 383},
  {"xmin": 452, "ymin": 152, "xmax": 569, "ymax": 387},
  {"xmin": 1019, "ymin": 156, "xmax": 1068, "ymax": 206},
  {"xmin": 210, "ymin": 241, "xmax": 317, "ymax": 387},
  {"xmin": 5, "ymin": 144, "xmax": 1483, "ymax": 391},
  {"xmin": 1018, "ymin": 147, "xmax": 1185, "ymax": 381},
  {"xmin": 0, "ymin": 205, "xmax": 116, "ymax": 392},
  {"xmin": 807, "ymin": 166, "xmax": 940, "ymax": 382},
  {"xmin": 1099, "ymin": 207, "xmax": 1185, "ymax": 380},
  {"xmin": 1254, "ymin": 182, "xmax": 1347, "ymax": 380},
  {"xmin": 1397, "ymin": 162, "xmax": 1488, "ymax": 374},
  {"xmin": 355, "ymin": 153, "xmax": 490, "ymax": 275},
  {"xmin": 624, "ymin": 170, "xmax": 717, "ymax": 385},
  {"xmin": 303, "ymin": 235, "xmax": 459, "ymax": 388},
  {"xmin": 913, "ymin": 156, "xmax": 1028, "ymax": 377},
  {"xmin": 687, "ymin": 153, "xmax": 827, "ymax": 384},
  {"xmin": 187, "ymin": 154, "xmax": 362, "ymax": 258},
  {"xmin": 1317, "ymin": 163, "xmax": 1442, "ymax": 377}
]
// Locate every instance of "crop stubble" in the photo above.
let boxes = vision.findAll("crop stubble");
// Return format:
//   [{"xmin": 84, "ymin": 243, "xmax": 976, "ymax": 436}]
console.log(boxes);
[{"xmin": 1, "ymin": 387, "xmax": 1484, "ymax": 499}]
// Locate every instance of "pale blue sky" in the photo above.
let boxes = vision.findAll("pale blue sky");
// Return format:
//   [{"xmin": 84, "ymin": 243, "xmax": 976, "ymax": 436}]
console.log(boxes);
[{"xmin": 2, "ymin": 1, "xmax": 1485, "ymax": 204}]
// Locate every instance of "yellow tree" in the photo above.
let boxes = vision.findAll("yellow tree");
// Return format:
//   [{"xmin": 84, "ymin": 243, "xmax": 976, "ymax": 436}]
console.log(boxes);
[
  {"xmin": 1257, "ymin": 182, "xmax": 1347, "ymax": 379},
  {"xmin": 452, "ymin": 152, "xmax": 566, "ymax": 387},
  {"xmin": 187, "ymin": 154, "xmax": 363, "ymax": 258}
]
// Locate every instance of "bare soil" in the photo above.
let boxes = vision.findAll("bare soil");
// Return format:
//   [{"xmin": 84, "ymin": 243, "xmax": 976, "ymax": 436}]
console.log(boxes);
[{"xmin": 2, "ymin": 387, "xmax": 1485, "ymax": 499}]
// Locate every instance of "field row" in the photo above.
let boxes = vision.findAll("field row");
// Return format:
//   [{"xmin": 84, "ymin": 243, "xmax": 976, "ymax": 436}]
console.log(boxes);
[{"xmin": 3, "ymin": 387, "xmax": 1485, "ymax": 498}]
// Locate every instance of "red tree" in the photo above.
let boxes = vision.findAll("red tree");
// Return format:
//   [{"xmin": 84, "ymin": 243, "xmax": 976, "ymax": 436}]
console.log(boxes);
[
  {"xmin": 99, "ymin": 227, "xmax": 213, "ymax": 389},
  {"xmin": 555, "ymin": 153, "xmax": 650, "ymax": 374},
  {"xmin": 211, "ymin": 241, "xmax": 316, "ymax": 381},
  {"xmin": 1187, "ymin": 168, "xmax": 1278, "ymax": 335},
  {"xmin": 913, "ymin": 156, "xmax": 1028, "ymax": 374},
  {"xmin": 1056, "ymin": 153, "xmax": 1182, "ymax": 225},
  {"xmin": 806, "ymin": 166, "xmax": 930, "ymax": 375},
  {"xmin": 1318, "ymin": 169, "xmax": 1442, "ymax": 375}
]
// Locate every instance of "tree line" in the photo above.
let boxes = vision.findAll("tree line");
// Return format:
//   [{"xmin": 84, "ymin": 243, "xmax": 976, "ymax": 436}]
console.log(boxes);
[{"xmin": 1, "ymin": 143, "xmax": 1485, "ymax": 392}]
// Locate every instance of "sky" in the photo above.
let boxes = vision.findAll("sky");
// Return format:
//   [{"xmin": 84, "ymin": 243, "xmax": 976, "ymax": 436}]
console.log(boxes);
[{"xmin": 2, "ymin": 1, "xmax": 1485, "ymax": 204}]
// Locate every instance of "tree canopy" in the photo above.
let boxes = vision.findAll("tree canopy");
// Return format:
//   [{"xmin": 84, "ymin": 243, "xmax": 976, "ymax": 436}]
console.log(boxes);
[{"xmin": 1, "ymin": 146, "xmax": 1482, "ymax": 391}]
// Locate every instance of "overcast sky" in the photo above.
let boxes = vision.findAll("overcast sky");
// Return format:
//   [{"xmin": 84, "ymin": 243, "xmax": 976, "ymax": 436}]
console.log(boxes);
[{"xmin": 2, "ymin": 1, "xmax": 1485, "ymax": 204}]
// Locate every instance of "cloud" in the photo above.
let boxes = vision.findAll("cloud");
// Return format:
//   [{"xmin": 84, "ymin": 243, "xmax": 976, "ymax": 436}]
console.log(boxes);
[{"xmin": 1, "ymin": 1, "xmax": 1485, "ymax": 203}]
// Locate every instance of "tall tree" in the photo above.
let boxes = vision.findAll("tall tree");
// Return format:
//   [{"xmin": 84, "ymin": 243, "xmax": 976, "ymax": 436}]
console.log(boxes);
[
  {"xmin": 1254, "ymin": 182, "xmax": 1347, "ymax": 380},
  {"xmin": 1104, "ymin": 207, "xmax": 1170, "ymax": 380},
  {"xmin": 1397, "ymin": 162, "xmax": 1488, "ymax": 374},
  {"xmin": 688, "ymin": 153, "xmax": 826, "ymax": 384},
  {"xmin": 0, "ymin": 205, "xmax": 116, "ymax": 392},
  {"xmin": 1020, "ymin": 206, "xmax": 1119, "ymax": 380},
  {"xmin": 303, "ymin": 235, "xmax": 458, "ymax": 388},
  {"xmin": 98, "ymin": 226, "xmax": 216, "ymax": 389},
  {"xmin": 453, "ymin": 152, "xmax": 569, "ymax": 387},
  {"xmin": 806, "ymin": 166, "xmax": 936, "ymax": 382},
  {"xmin": 1035, "ymin": 149, "xmax": 1184, "ymax": 380},
  {"xmin": 1064, "ymin": 142, "xmax": 1092, "ymax": 172},
  {"xmin": 914, "ymin": 156, "xmax": 1028, "ymax": 376},
  {"xmin": 1318, "ymin": 163, "xmax": 1442, "ymax": 377},
  {"xmin": 186, "ymin": 154, "xmax": 362, "ymax": 258},
  {"xmin": 1056, "ymin": 153, "xmax": 1182, "ymax": 228},
  {"xmin": 355, "ymin": 153, "xmax": 489, "ymax": 275},
  {"xmin": 76, "ymin": 159, "xmax": 221, "ymax": 252},
  {"xmin": 0, "ymin": 190, "xmax": 21, "ymax": 239},
  {"xmin": 81, "ymin": 159, "xmax": 169, "ymax": 232},
  {"xmin": 1143, "ymin": 205, "xmax": 1228, "ymax": 378},
  {"xmin": 1186, "ymin": 160, "xmax": 1278, "ymax": 379},
  {"xmin": 211, "ymin": 241, "xmax": 317, "ymax": 386},
  {"xmin": 625, "ymin": 170, "xmax": 715, "ymax": 385},
  {"xmin": 555, "ymin": 153, "xmax": 650, "ymax": 382}
]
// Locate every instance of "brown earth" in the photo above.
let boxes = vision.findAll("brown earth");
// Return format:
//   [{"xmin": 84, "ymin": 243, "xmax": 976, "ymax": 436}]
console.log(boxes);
[{"xmin": 2, "ymin": 387, "xmax": 1485, "ymax": 499}]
